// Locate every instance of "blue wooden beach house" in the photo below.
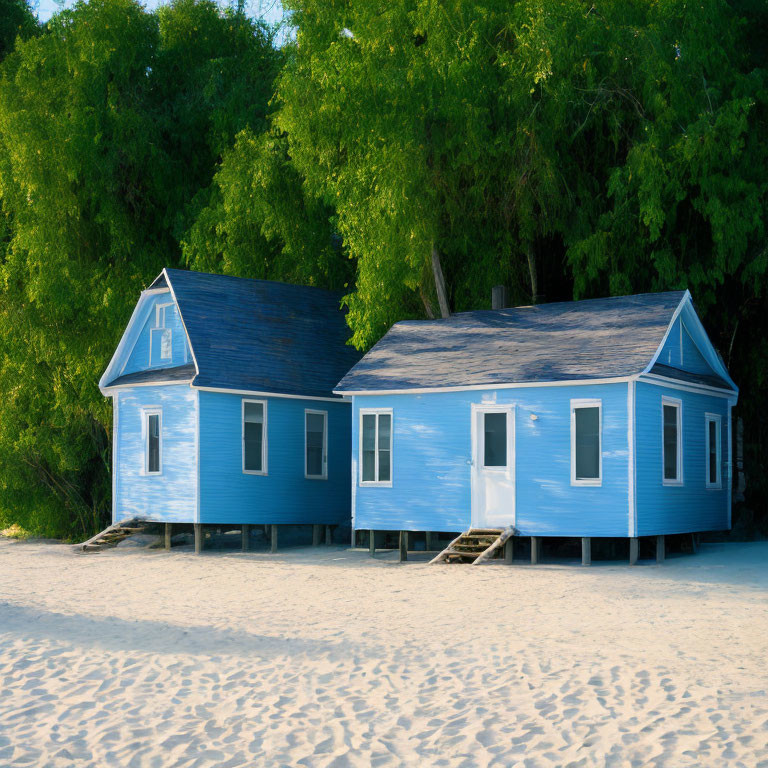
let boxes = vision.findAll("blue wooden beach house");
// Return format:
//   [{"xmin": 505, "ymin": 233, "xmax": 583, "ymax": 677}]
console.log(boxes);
[
  {"xmin": 334, "ymin": 290, "xmax": 738, "ymax": 564},
  {"xmin": 99, "ymin": 268, "xmax": 360, "ymax": 552}
]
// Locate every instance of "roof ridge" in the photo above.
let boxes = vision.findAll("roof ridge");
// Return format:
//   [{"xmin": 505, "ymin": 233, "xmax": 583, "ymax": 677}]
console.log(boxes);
[
  {"xmin": 162, "ymin": 267, "xmax": 345, "ymax": 298},
  {"xmin": 449, "ymin": 290, "xmax": 688, "ymax": 318}
]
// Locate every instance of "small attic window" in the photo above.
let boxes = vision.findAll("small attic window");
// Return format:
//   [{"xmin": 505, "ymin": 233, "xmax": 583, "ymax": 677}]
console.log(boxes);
[{"xmin": 149, "ymin": 302, "xmax": 174, "ymax": 366}]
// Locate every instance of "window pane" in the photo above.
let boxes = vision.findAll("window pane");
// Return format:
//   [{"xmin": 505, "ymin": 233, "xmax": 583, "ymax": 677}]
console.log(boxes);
[
  {"xmin": 147, "ymin": 414, "xmax": 160, "ymax": 473},
  {"xmin": 306, "ymin": 413, "xmax": 325, "ymax": 476},
  {"xmin": 663, "ymin": 405, "xmax": 679, "ymax": 480},
  {"xmin": 160, "ymin": 329, "xmax": 172, "ymax": 360},
  {"xmin": 378, "ymin": 414, "xmax": 391, "ymax": 450},
  {"xmin": 362, "ymin": 414, "xmax": 376, "ymax": 481},
  {"xmin": 483, "ymin": 412, "xmax": 507, "ymax": 467},
  {"xmin": 244, "ymin": 421, "xmax": 263, "ymax": 472},
  {"xmin": 244, "ymin": 402, "xmax": 264, "ymax": 423},
  {"xmin": 575, "ymin": 407, "xmax": 600, "ymax": 479},
  {"xmin": 378, "ymin": 449, "xmax": 391, "ymax": 482},
  {"xmin": 708, "ymin": 420, "xmax": 718, "ymax": 484}
]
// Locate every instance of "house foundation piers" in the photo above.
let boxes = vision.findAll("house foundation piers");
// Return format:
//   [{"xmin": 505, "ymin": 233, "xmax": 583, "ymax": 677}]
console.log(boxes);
[
  {"xmin": 188, "ymin": 523, "xmax": 338, "ymax": 554},
  {"xmin": 355, "ymin": 530, "xmax": 694, "ymax": 566}
]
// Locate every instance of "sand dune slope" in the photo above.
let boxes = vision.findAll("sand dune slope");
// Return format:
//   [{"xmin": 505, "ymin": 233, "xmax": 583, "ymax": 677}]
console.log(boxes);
[{"xmin": 0, "ymin": 539, "xmax": 766, "ymax": 767}]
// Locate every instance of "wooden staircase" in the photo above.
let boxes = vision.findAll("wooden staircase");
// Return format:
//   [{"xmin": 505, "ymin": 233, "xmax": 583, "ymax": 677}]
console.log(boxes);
[
  {"xmin": 429, "ymin": 526, "xmax": 516, "ymax": 565},
  {"xmin": 75, "ymin": 518, "xmax": 149, "ymax": 553}
]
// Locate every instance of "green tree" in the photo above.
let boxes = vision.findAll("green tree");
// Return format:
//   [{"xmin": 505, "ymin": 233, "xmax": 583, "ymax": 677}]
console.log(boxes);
[
  {"xmin": 0, "ymin": 0, "xmax": 36, "ymax": 62},
  {"xmin": 183, "ymin": 125, "xmax": 350, "ymax": 288},
  {"xmin": 0, "ymin": 0, "xmax": 281, "ymax": 538}
]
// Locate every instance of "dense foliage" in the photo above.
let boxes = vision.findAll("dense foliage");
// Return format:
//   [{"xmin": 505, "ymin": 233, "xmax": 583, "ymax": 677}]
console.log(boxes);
[
  {"xmin": 0, "ymin": 0, "xmax": 766, "ymax": 538},
  {"xmin": 0, "ymin": 0, "xmax": 281, "ymax": 537}
]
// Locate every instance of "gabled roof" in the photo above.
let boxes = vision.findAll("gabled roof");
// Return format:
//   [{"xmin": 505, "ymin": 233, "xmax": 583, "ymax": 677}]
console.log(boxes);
[
  {"xmin": 335, "ymin": 290, "xmax": 737, "ymax": 394},
  {"xmin": 102, "ymin": 269, "xmax": 361, "ymax": 399}
]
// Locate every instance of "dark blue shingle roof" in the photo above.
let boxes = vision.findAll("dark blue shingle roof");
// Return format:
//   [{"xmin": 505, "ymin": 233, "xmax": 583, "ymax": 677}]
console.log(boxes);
[
  {"xmin": 164, "ymin": 269, "xmax": 361, "ymax": 399},
  {"xmin": 335, "ymin": 291, "xmax": 689, "ymax": 392}
]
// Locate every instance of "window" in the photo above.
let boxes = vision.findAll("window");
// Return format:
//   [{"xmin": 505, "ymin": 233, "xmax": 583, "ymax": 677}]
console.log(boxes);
[
  {"xmin": 243, "ymin": 400, "xmax": 267, "ymax": 474},
  {"xmin": 483, "ymin": 412, "xmax": 507, "ymax": 468},
  {"xmin": 360, "ymin": 410, "xmax": 392, "ymax": 485},
  {"xmin": 305, "ymin": 410, "xmax": 327, "ymax": 479},
  {"xmin": 662, "ymin": 397, "xmax": 683, "ymax": 485},
  {"xmin": 571, "ymin": 399, "xmax": 602, "ymax": 485},
  {"xmin": 145, "ymin": 411, "xmax": 161, "ymax": 474},
  {"xmin": 705, "ymin": 413, "xmax": 722, "ymax": 489}
]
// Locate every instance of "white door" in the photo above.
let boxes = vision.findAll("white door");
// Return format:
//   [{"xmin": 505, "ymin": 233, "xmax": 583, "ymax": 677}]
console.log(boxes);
[{"xmin": 471, "ymin": 405, "xmax": 515, "ymax": 529}]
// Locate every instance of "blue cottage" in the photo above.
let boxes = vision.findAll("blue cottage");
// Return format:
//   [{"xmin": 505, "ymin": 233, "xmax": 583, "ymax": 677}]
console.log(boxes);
[
  {"xmin": 100, "ymin": 268, "xmax": 361, "ymax": 549},
  {"xmin": 334, "ymin": 290, "xmax": 739, "ymax": 561}
]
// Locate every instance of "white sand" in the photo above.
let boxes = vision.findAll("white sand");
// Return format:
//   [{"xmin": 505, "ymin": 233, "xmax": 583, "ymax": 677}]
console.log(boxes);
[{"xmin": 0, "ymin": 538, "xmax": 766, "ymax": 768}]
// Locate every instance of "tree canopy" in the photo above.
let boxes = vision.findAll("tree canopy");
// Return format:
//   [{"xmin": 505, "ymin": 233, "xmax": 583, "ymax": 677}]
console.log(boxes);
[
  {"xmin": 0, "ymin": 0, "xmax": 766, "ymax": 538},
  {"xmin": 0, "ymin": 0, "xmax": 281, "ymax": 537}
]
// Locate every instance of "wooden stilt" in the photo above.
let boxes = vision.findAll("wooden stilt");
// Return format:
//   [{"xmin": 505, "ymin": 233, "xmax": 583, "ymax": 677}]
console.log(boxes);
[
  {"xmin": 531, "ymin": 536, "xmax": 539, "ymax": 565},
  {"xmin": 656, "ymin": 535, "xmax": 665, "ymax": 564},
  {"xmin": 270, "ymin": 524, "xmax": 278, "ymax": 553},
  {"xmin": 312, "ymin": 524, "xmax": 322, "ymax": 547},
  {"xmin": 399, "ymin": 530, "xmax": 408, "ymax": 562},
  {"xmin": 691, "ymin": 532, "xmax": 698, "ymax": 554},
  {"xmin": 194, "ymin": 524, "xmax": 203, "ymax": 555},
  {"xmin": 369, "ymin": 529, "xmax": 375, "ymax": 557},
  {"xmin": 629, "ymin": 537, "xmax": 639, "ymax": 566},
  {"xmin": 164, "ymin": 523, "xmax": 172, "ymax": 551},
  {"xmin": 504, "ymin": 537, "xmax": 514, "ymax": 564},
  {"xmin": 581, "ymin": 537, "xmax": 591, "ymax": 566},
  {"xmin": 241, "ymin": 524, "xmax": 251, "ymax": 552},
  {"xmin": 325, "ymin": 525, "xmax": 332, "ymax": 546},
  {"xmin": 425, "ymin": 531, "xmax": 433, "ymax": 551}
]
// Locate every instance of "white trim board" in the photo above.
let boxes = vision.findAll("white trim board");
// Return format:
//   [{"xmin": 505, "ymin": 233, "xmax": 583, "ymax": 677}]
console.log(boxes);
[
  {"xmin": 336, "ymin": 376, "xmax": 633, "ymax": 397},
  {"xmin": 194, "ymin": 385, "xmax": 347, "ymax": 403},
  {"xmin": 638, "ymin": 374, "xmax": 737, "ymax": 399},
  {"xmin": 163, "ymin": 268, "xmax": 201, "ymax": 381},
  {"xmin": 627, "ymin": 380, "xmax": 637, "ymax": 537},
  {"xmin": 336, "ymin": 372, "xmax": 737, "ymax": 399}
]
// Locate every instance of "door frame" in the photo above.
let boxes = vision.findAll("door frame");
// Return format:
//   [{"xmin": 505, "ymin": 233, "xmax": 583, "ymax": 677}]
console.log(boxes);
[{"xmin": 470, "ymin": 403, "xmax": 516, "ymax": 529}]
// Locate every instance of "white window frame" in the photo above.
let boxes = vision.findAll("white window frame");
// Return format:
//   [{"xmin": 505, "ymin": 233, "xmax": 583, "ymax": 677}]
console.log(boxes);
[
  {"xmin": 148, "ymin": 302, "xmax": 175, "ymax": 367},
  {"xmin": 305, "ymin": 409, "xmax": 328, "ymax": 480},
  {"xmin": 705, "ymin": 412, "xmax": 722, "ymax": 490},
  {"xmin": 661, "ymin": 396, "xmax": 683, "ymax": 486},
  {"xmin": 155, "ymin": 302, "xmax": 174, "ymax": 327},
  {"xmin": 570, "ymin": 398, "xmax": 602, "ymax": 486},
  {"xmin": 143, "ymin": 408, "xmax": 162, "ymax": 475},
  {"xmin": 242, "ymin": 399, "xmax": 268, "ymax": 476},
  {"xmin": 359, "ymin": 408, "xmax": 393, "ymax": 487}
]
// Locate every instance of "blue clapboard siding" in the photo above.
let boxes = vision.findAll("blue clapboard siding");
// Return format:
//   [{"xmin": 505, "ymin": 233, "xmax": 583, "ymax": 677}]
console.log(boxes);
[
  {"xmin": 198, "ymin": 391, "xmax": 351, "ymax": 524},
  {"xmin": 657, "ymin": 317, "xmax": 713, "ymax": 377},
  {"xmin": 114, "ymin": 385, "xmax": 197, "ymax": 523},
  {"xmin": 122, "ymin": 293, "xmax": 190, "ymax": 376},
  {"xmin": 635, "ymin": 382, "xmax": 730, "ymax": 535},
  {"xmin": 680, "ymin": 323, "xmax": 714, "ymax": 376},
  {"xmin": 352, "ymin": 383, "xmax": 629, "ymax": 536}
]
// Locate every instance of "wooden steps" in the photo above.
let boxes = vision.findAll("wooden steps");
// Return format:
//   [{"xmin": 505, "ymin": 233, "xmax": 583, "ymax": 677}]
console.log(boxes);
[
  {"xmin": 75, "ymin": 518, "xmax": 149, "ymax": 553},
  {"xmin": 429, "ymin": 526, "xmax": 516, "ymax": 565}
]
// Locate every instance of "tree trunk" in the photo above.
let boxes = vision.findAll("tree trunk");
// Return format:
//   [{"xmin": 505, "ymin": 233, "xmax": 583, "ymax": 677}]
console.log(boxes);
[
  {"xmin": 419, "ymin": 286, "xmax": 435, "ymax": 319},
  {"xmin": 431, "ymin": 244, "xmax": 450, "ymax": 318},
  {"xmin": 527, "ymin": 243, "xmax": 538, "ymax": 304}
]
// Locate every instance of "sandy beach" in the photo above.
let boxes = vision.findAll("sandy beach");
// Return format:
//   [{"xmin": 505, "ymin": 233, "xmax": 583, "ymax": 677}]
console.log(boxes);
[{"xmin": 0, "ymin": 537, "xmax": 766, "ymax": 767}]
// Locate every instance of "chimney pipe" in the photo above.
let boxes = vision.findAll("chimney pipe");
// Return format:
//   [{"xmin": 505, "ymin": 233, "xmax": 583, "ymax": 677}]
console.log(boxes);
[{"xmin": 491, "ymin": 285, "xmax": 508, "ymax": 310}]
